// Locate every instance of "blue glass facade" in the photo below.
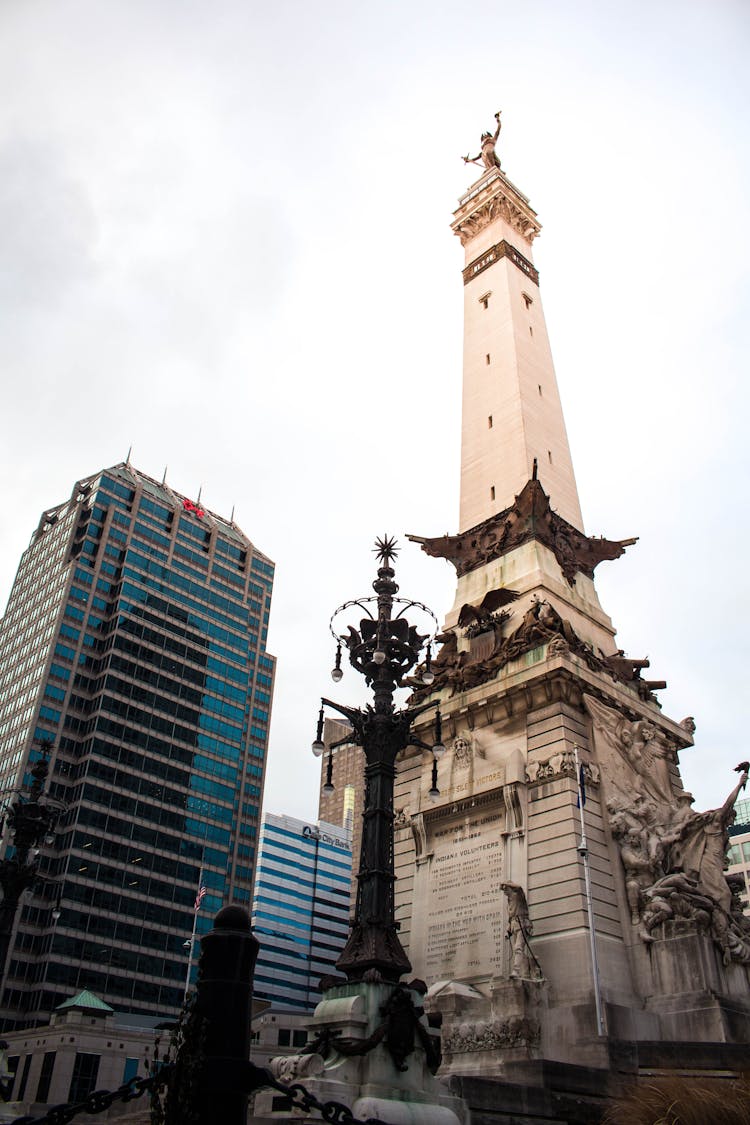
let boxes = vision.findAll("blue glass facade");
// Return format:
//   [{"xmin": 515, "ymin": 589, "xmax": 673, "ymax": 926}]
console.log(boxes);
[
  {"xmin": 0, "ymin": 463, "xmax": 275, "ymax": 1028},
  {"xmin": 251, "ymin": 814, "xmax": 352, "ymax": 1012}
]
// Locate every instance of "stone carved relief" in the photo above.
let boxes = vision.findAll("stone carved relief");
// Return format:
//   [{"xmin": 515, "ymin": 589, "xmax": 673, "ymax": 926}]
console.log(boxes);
[
  {"xmin": 670, "ymin": 776, "xmax": 748, "ymax": 920},
  {"xmin": 584, "ymin": 695, "xmax": 676, "ymax": 807},
  {"xmin": 602, "ymin": 651, "xmax": 667, "ymax": 701},
  {"xmin": 501, "ymin": 883, "xmax": 543, "ymax": 980},
  {"xmin": 443, "ymin": 1015, "xmax": 540, "ymax": 1053},
  {"xmin": 410, "ymin": 597, "xmax": 607, "ymax": 703},
  {"xmin": 410, "ymin": 812, "xmax": 428, "ymax": 864},
  {"xmin": 270, "ymin": 1052, "xmax": 324, "ymax": 1082},
  {"xmin": 503, "ymin": 784, "xmax": 524, "ymax": 833},
  {"xmin": 453, "ymin": 736, "xmax": 473, "ymax": 769},
  {"xmin": 526, "ymin": 752, "xmax": 599, "ymax": 787},
  {"xmin": 458, "ymin": 586, "xmax": 519, "ymax": 638},
  {"xmin": 638, "ymin": 873, "xmax": 713, "ymax": 939},
  {"xmin": 443, "ymin": 732, "xmax": 489, "ymax": 802},
  {"xmin": 394, "ymin": 806, "xmax": 411, "ymax": 830},
  {"xmin": 454, "ymin": 200, "xmax": 541, "ymax": 248},
  {"xmin": 546, "ymin": 635, "xmax": 571, "ymax": 658},
  {"xmin": 586, "ymin": 694, "xmax": 750, "ymax": 964},
  {"xmin": 408, "ymin": 478, "xmax": 635, "ymax": 584},
  {"xmin": 726, "ymin": 875, "xmax": 750, "ymax": 962}
]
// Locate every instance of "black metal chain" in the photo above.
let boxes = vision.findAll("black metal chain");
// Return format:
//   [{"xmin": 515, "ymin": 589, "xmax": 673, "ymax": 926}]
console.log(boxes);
[
  {"xmin": 8, "ymin": 1060, "xmax": 380, "ymax": 1125},
  {"xmin": 9, "ymin": 1066, "xmax": 172, "ymax": 1125}
]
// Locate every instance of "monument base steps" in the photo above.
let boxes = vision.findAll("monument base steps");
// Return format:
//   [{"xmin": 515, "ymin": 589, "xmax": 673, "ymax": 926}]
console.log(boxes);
[{"xmin": 446, "ymin": 1039, "xmax": 750, "ymax": 1125}]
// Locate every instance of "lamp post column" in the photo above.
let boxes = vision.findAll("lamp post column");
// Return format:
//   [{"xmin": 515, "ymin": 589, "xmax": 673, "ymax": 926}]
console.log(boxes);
[{"xmin": 320, "ymin": 540, "xmax": 439, "ymax": 984}]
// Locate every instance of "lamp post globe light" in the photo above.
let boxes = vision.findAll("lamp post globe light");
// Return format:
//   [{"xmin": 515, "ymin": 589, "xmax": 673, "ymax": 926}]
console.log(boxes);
[
  {"xmin": 315, "ymin": 535, "xmax": 442, "ymax": 984},
  {"xmin": 0, "ymin": 742, "xmax": 61, "ymax": 992}
]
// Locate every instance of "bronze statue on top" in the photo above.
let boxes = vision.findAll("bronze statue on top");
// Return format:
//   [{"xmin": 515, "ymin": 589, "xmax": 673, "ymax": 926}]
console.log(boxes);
[{"xmin": 464, "ymin": 111, "xmax": 502, "ymax": 170}]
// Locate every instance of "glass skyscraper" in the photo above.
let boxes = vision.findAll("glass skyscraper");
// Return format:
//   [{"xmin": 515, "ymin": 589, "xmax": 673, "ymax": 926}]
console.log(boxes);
[
  {"xmin": 0, "ymin": 462, "xmax": 275, "ymax": 1029},
  {"xmin": 252, "ymin": 813, "xmax": 352, "ymax": 1012}
]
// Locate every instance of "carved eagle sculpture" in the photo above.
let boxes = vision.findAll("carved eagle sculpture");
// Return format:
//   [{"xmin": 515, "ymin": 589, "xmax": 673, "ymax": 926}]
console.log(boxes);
[{"xmin": 457, "ymin": 586, "xmax": 520, "ymax": 632}]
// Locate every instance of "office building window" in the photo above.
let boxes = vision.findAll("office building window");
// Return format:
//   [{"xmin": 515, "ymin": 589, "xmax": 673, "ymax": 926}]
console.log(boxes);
[
  {"xmin": 35, "ymin": 1052, "xmax": 56, "ymax": 1103},
  {"xmin": 68, "ymin": 1053, "xmax": 100, "ymax": 1103}
]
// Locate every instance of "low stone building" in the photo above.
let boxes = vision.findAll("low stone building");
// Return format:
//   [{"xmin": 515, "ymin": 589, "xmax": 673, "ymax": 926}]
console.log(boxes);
[{"xmin": 0, "ymin": 990, "xmax": 164, "ymax": 1121}]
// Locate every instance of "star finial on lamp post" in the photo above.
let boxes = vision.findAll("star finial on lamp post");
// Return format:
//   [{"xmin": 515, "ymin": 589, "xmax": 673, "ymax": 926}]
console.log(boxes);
[{"xmin": 373, "ymin": 534, "xmax": 399, "ymax": 568}]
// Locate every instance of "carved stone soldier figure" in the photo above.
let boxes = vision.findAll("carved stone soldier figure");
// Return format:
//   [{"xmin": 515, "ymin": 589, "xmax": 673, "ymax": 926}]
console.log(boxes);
[
  {"xmin": 673, "ymin": 768, "xmax": 749, "ymax": 914},
  {"xmin": 502, "ymin": 882, "xmax": 535, "ymax": 978}
]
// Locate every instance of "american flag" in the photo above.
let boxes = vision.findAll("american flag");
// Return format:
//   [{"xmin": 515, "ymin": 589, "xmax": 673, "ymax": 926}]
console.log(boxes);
[{"xmin": 194, "ymin": 884, "xmax": 207, "ymax": 912}]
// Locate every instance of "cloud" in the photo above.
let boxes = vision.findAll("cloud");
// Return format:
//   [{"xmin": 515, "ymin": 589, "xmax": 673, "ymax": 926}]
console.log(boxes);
[
  {"xmin": 0, "ymin": 0, "xmax": 748, "ymax": 820},
  {"xmin": 0, "ymin": 135, "xmax": 98, "ymax": 309}
]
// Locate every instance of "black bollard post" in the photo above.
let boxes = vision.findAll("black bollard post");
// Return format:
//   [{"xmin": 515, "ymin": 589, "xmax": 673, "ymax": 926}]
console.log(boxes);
[{"xmin": 190, "ymin": 904, "xmax": 259, "ymax": 1125}]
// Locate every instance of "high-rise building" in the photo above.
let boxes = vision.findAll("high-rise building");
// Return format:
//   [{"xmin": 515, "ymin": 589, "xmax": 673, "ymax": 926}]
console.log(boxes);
[
  {"xmin": 0, "ymin": 462, "xmax": 275, "ymax": 1029},
  {"xmin": 251, "ymin": 812, "xmax": 351, "ymax": 1012}
]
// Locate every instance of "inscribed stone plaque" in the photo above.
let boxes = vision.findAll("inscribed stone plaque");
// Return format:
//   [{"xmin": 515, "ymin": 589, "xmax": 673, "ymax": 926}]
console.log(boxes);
[{"xmin": 422, "ymin": 803, "xmax": 505, "ymax": 981}]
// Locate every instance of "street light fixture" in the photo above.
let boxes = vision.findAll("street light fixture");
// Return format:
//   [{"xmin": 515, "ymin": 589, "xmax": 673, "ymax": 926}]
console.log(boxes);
[
  {"xmin": 311, "ymin": 707, "xmax": 326, "ymax": 757},
  {"xmin": 314, "ymin": 536, "xmax": 442, "ymax": 983}
]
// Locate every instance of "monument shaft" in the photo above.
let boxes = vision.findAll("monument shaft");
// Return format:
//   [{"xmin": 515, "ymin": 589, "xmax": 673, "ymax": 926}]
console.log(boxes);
[{"xmin": 453, "ymin": 166, "xmax": 583, "ymax": 533}]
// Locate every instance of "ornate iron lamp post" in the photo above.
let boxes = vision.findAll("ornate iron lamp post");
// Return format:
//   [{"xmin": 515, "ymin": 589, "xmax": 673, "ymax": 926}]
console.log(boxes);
[
  {"xmin": 314, "ymin": 536, "xmax": 443, "ymax": 983},
  {"xmin": 0, "ymin": 743, "xmax": 61, "ymax": 992}
]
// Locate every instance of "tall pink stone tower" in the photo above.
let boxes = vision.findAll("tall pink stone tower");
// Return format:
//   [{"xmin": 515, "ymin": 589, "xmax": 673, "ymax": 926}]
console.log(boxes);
[{"xmin": 395, "ymin": 115, "xmax": 750, "ymax": 1103}]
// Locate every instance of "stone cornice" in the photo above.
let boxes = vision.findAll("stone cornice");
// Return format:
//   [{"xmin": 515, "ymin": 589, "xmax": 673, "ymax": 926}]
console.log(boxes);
[
  {"xmin": 452, "ymin": 169, "xmax": 542, "ymax": 248},
  {"xmin": 405, "ymin": 654, "xmax": 692, "ymax": 752},
  {"xmin": 420, "ymin": 787, "xmax": 504, "ymax": 827},
  {"xmin": 408, "ymin": 477, "xmax": 636, "ymax": 584}
]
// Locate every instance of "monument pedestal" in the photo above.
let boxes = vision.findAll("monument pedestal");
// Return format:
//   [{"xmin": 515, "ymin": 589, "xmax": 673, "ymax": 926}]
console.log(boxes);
[
  {"xmin": 253, "ymin": 980, "xmax": 469, "ymax": 1124},
  {"xmin": 426, "ymin": 977, "xmax": 548, "ymax": 1079},
  {"xmin": 634, "ymin": 922, "xmax": 750, "ymax": 1043}
]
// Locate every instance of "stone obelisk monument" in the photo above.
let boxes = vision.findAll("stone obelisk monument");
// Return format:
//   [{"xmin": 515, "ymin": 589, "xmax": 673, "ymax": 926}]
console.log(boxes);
[{"xmin": 396, "ymin": 114, "xmax": 750, "ymax": 1083}]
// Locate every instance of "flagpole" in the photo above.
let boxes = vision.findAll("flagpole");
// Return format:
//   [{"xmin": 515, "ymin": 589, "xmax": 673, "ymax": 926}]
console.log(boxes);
[
  {"xmin": 183, "ymin": 867, "xmax": 204, "ymax": 1003},
  {"xmin": 573, "ymin": 744, "xmax": 606, "ymax": 1037}
]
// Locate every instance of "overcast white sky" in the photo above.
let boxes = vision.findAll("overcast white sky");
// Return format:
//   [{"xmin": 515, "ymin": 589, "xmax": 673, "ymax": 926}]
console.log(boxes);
[{"xmin": 1, "ymin": 1, "xmax": 748, "ymax": 819}]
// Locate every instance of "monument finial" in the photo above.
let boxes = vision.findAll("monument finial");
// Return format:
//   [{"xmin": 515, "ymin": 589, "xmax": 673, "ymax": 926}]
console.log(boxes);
[{"xmin": 463, "ymin": 111, "xmax": 502, "ymax": 171}]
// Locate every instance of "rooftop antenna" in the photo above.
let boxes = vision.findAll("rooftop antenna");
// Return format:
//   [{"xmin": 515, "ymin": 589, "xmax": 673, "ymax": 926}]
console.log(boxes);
[
  {"xmin": 125, "ymin": 445, "xmax": 133, "ymax": 466},
  {"xmin": 230, "ymin": 504, "xmax": 235, "ymax": 524},
  {"xmin": 161, "ymin": 466, "xmax": 168, "ymax": 485},
  {"xmin": 197, "ymin": 485, "xmax": 203, "ymax": 504}
]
